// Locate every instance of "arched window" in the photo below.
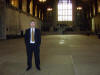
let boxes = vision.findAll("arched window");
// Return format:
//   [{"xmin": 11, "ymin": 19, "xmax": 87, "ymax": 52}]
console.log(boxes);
[
  {"xmin": 10, "ymin": 0, "xmax": 19, "ymax": 8},
  {"xmin": 58, "ymin": 0, "xmax": 72, "ymax": 21},
  {"xmin": 22, "ymin": 0, "xmax": 27, "ymax": 12},
  {"xmin": 30, "ymin": 0, "xmax": 33, "ymax": 15},
  {"xmin": 97, "ymin": 0, "xmax": 100, "ymax": 13}
]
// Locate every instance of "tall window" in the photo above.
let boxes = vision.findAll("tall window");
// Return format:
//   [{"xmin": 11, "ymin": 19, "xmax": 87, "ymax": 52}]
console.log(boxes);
[
  {"xmin": 22, "ymin": 0, "xmax": 27, "ymax": 12},
  {"xmin": 10, "ymin": 0, "xmax": 19, "ymax": 8},
  {"xmin": 97, "ymin": 0, "xmax": 100, "ymax": 13},
  {"xmin": 30, "ymin": 0, "xmax": 33, "ymax": 15},
  {"xmin": 58, "ymin": 0, "xmax": 72, "ymax": 21}
]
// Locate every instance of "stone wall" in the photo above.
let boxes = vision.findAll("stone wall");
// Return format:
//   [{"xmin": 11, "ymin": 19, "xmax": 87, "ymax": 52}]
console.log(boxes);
[
  {"xmin": 0, "ymin": 2, "xmax": 42, "ymax": 39},
  {"xmin": 0, "ymin": 0, "xmax": 6, "ymax": 39},
  {"xmin": 92, "ymin": 14, "xmax": 100, "ymax": 33}
]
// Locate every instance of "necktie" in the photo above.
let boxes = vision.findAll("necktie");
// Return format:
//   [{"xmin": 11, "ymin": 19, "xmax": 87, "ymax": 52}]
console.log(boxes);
[{"xmin": 32, "ymin": 29, "xmax": 34, "ymax": 42}]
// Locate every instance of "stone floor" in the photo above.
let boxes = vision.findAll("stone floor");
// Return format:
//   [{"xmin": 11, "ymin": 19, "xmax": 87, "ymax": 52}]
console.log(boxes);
[{"xmin": 0, "ymin": 35, "xmax": 100, "ymax": 75}]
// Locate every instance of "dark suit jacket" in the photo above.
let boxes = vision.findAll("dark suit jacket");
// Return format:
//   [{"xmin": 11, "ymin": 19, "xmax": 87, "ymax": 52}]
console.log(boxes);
[{"xmin": 24, "ymin": 28, "xmax": 41, "ymax": 47}]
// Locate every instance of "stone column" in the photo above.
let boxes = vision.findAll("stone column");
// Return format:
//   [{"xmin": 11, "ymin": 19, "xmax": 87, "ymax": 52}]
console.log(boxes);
[
  {"xmin": 19, "ymin": 0, "xmax": 22, "ymax": 10},
  {"xmin": 27, "ymin": 0, "xmax": 31, "ymax": 13},
  {"xmin": 40, "ymin": 9, "xmax": 42, "ymax": 19},
  {"xmin": 94, "ymin": 0, "xmax": 98, "ymax": 15},
  {"xmin": 32, "ymin": 0, "xmax": 36, "ymax": 16},
  {"xmin": 0, "ymin": 0, "xmax": 6, "ymax": 39},
  {"xmin": 37, "ymin": 5, "xmax": 39, "ymax": 18},
  {"xmin": 6, "ymin": 0, "xmax": 10, "ymax": 5}
]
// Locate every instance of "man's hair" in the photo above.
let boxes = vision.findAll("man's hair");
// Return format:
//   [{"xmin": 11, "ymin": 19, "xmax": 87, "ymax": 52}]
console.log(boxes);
[
  {"xmin": 31, "ymin": 20, "xmax": 35, "ymax": 22},
  {"xmin": 30, "ymin": 20, "xmax": 36, "ymax": 24},
  {"xmin": 31, "ymin": 19, "xmax": 34, "ymax": 22}
]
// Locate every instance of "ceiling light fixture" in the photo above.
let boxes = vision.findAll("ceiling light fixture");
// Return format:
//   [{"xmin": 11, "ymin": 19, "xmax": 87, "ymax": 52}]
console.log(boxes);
[{"xmin": 39, "ymin": 0, "xmax": 46, "ymax": 3}]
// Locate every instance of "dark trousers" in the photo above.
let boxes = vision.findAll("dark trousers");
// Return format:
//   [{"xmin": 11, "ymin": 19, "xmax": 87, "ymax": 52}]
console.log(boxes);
[{"xmin": 26, "ymin": 44, "xmax": 40, "ymax": 68}]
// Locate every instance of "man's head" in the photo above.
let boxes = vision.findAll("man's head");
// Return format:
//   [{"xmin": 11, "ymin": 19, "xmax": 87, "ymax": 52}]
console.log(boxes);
[{"xmin": 30, "ymin": 20, "xmax": 35, "ymax": 28}]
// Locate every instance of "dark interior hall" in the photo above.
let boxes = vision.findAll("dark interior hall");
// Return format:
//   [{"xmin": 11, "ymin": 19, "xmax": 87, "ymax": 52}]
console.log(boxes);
[
  {"xmin": 0, "ymin": 0, "xmax": 100, "ymax": 39},
  {"xmin": 0, "ymin": 0, "xmax": 100, "ymax": 75}
]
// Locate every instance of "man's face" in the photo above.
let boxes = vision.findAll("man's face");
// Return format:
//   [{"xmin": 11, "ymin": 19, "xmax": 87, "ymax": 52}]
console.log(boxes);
[{"xmin": 30, "ymin": 21, "xmax": 35, "ymax": 28}]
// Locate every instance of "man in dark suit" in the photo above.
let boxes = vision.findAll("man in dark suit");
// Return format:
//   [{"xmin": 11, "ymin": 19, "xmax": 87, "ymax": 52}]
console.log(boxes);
[{"xmin": 24, "ymin": 20, "xmax": 41, "ymax": 71}]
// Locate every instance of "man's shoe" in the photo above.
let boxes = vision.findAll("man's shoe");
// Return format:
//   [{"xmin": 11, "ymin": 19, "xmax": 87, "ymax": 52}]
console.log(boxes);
[
  {"xmin": 26, "ymin": 66, "xmax": 32, "ymax": 71},
  {"xmin": 36, "ymin": 66, "xmax": 41, "ymax": 71}
]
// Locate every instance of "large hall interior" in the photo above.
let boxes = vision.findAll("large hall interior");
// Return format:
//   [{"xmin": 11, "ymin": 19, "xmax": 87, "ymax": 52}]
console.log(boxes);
[{"xmin": 0, "ymin": 0, "xmax": 100, "ymax": 75}]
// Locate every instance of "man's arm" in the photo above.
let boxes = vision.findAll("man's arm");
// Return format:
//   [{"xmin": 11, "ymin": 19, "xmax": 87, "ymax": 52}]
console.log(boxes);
[
  {"xmin": 24, "ymin": 30, "xmax": 28, "ymax": 46},
  {"xmin": 38, "ymin": 29, "xmax": 41, "ymax": 46}
]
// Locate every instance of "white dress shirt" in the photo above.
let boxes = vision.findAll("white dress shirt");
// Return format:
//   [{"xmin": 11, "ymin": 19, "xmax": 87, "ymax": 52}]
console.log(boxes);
[{"xmin": 30, "ymin": 28, "xmax": 35, "ymax": 44}]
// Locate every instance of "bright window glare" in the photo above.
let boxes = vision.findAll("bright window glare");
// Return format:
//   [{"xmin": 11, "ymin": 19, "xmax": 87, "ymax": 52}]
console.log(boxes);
[{"xmin": 58, "ymin": 0, "xmax": 72, "ymax": 21}]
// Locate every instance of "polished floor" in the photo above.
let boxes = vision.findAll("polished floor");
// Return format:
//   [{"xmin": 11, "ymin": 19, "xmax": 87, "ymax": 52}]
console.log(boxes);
[{"xmin": 0, "ymin": 35, "xmax": 100, "ymax": 75}]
